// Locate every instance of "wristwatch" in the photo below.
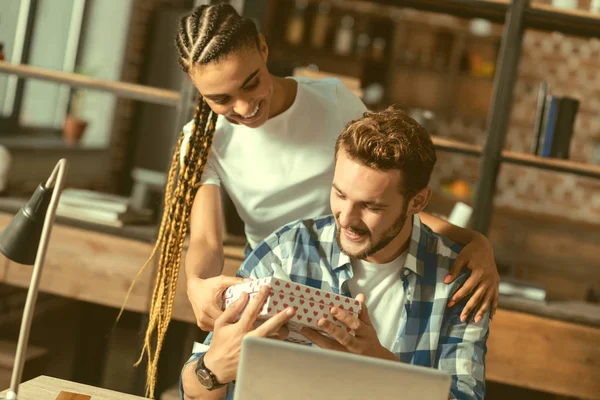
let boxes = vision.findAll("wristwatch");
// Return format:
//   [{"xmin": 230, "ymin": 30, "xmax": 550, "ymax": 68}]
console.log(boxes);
[{"xmin": 195, "ymin": 353, "xmax": 226, "ymax": 391}]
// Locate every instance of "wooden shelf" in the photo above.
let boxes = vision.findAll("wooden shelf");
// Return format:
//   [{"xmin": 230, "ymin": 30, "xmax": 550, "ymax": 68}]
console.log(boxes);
[
  {"xmin": 431, "ymin": 136, "xmax": 483, "ymax": 156},
  {"xmin": 371, "ymin": 0, "xmax": 600, "ymax": 38},
  {"xmin": 501, "ymin": 151, "xmax": 600, "ymax": 179},
  {"xmin": 527, "ymin": 3, "xmax": 600, "ymax": 38},
  {"xmin": 394, "ymin": 62, "xmax": 450, "ymax": 75},
  {"xmin": 293, "ymin": 0, "xmax": 505, "ymax": 36},
  {"xmin": 431, "ymin": 136, "xmax": 600, "ymax": 179},
  {"xmin": 372, "ymin": 0, "xmax": 509, "ymax": 23},
  {"xmin": 0, "ymin": 61, "xmax": 181, "ymax": 107},
  {"xmin": 458, "ymin": 71, "xmax": 495, "ymax": 81},
  {"xmin": 269, "ymin": 44, "xmax": 368, "ymax": 78}
]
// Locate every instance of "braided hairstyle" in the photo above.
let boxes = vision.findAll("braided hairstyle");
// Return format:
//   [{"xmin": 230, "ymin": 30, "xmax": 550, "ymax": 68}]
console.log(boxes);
[{"xmin": 124, "ymin": 4, "xmax": 260, "ymax": 397}]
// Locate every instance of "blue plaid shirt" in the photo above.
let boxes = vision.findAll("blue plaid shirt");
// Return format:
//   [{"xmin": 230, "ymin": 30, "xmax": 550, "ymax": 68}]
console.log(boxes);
[{"xmin": 182, "ymin": 214, "xmax": 489, "ymax": 400}]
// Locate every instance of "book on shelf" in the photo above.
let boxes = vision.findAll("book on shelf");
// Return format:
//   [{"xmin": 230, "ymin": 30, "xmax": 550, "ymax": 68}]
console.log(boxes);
[
  {"xmin": 57, "ymin": 188, "xmax": 153, "ymax": 227},
  {"xmin": 59, "ymin": 188, "xmax": 129, "ymax": 213},
  {"xmin": 530, "ymin": 81, "xmax": 549, "ymax": 155},
  {"xmin": 531, "ymin": 85, "xmax": 580, "ymax": 159},
  {"xmin": 549, "ymin": 97, "xmax": 579, "ymax": 159},
  {"xmin": 539, "ymin": 95, "xmax": 559, "ymax": 157}
]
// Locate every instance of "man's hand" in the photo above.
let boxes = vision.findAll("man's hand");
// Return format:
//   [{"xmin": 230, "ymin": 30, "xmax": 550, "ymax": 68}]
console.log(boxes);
[
  {"xmin": 187, "ymin": 275, "xmax": 246, "ymax": 331},
  {"xmin": 204, "ymin": 285, "xmax": 296, "ymax": 384},
  {"xmin": 301, "ymin": 294, "xmax": 397, "ymax": 362},
  {"xmin": 444, "ymin": 233, "xmax": 500, "ymax": 323}
]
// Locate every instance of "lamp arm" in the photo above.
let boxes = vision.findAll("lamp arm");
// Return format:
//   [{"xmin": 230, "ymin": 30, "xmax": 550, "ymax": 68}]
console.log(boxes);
[
  {"xmin": 6, "ymin": 158, "xmax": 68, "ymax": 400},
  {"xmin": 44, "ymin": 159, "xmax": 63, "ymax": 189}
]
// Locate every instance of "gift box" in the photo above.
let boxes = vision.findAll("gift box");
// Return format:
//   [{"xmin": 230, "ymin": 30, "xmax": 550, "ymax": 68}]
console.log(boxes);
[{"xmin": 223, "ymin": 277, "xmax": 361, "ymax": 344}]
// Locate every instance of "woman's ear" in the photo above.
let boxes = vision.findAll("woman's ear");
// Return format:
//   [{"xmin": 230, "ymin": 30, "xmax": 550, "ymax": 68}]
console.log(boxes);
[
  {"xmin": 258, "ymin": 33, "xmax": 269, "ymax": 61},
  {"xmin": 408, "ymin": 187, "xmax": 432, "ymax": 215}
]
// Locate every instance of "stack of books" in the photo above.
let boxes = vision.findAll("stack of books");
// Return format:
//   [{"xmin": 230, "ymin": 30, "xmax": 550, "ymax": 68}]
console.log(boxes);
[
  {"xmin": 57, "ymin": 188, "xmax": 153, "ymax": 227},
  {"xmin": 531, "ymin": 81, "xmax": 580, "ymax": 159}
]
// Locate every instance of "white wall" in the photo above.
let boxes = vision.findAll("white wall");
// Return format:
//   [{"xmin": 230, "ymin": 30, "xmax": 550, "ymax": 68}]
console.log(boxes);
[
  {"xmin": 19, "ymin": 0, "xmax": 76, "ymax": 128},
  {"xmin": 0, "ymin": 0, "xmax": 136, "ymax": 191},
  {"xmin": 6, "ymin": 0, "xmax": 134, "ymax": 149},
  {"xmin": 76, "ymin": 0, "xmax": 134, "ymax": 148},
  {"xmin": 0, "ymin": 1, "xmax": 25, "ymax": 112}
]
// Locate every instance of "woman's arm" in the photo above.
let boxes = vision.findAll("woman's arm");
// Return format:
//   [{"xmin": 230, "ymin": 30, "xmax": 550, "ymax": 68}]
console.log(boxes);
[
  {"xmin": 186, "ymin": 184, "xmax": 225, "ymax": 280},
  {"xmin": 419, "ymin": 211, "xmax": 481, "ymax": 245},
  {"xmin": 419, "ymin": 211, "xmax": 500, "ymax": 322},
  {"xmin": 186, "ymin": 184, "xmax": 245, "ymax": 331}
]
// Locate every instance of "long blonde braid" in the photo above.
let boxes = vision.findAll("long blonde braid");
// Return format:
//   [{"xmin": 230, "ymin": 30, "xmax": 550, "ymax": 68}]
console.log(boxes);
[
  {"xmin": 132, "ymin": 100, "xmax": 215, "ymax": 397},
  {"xmin": 122, "ymin": 4, "xmax": 261, "ymax": 397}
]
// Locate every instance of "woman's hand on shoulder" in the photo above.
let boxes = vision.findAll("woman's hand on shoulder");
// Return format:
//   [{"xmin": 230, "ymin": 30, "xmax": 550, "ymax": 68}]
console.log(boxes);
[{"xmin": 445, "ymin": 233, "xmax": 500, "ymax": 323}]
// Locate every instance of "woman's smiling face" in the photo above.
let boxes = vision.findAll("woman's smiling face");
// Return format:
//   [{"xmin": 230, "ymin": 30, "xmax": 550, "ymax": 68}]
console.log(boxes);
[{"xmin": 188, "ymin": 36, "xmax": 273, "ymax": 128}]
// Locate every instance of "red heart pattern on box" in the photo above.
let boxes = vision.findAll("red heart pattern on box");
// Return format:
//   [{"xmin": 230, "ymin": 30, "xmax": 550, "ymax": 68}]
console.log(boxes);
[{"xmin": 223, "ymin": 277, "xmax": 361, "ymax": 344}]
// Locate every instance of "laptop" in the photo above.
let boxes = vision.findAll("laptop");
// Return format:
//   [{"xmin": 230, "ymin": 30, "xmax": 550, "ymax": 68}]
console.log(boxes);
[{"xmin": 233, "ymin": 337, "xmax": 452, "ymax": 400}]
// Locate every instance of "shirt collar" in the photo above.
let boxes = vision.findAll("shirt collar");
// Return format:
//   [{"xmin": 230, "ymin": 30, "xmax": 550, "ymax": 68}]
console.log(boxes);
[
  {"xmin": 332, "ymin": 230, "xmax": 351, "ymax": 271},
  {"xmin": 331, "ymin": 214, "xmax": 424, "ymax": 276},
  {"xmin": 404, "ymin": 214, "xmax": 424, "ymax": 277}
]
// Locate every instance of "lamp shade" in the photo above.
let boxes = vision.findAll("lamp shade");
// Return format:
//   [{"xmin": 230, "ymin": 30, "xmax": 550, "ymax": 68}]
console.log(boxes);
[{"xmin": 0, "ymin": 184, "xmax": 53, "ymax": 265}]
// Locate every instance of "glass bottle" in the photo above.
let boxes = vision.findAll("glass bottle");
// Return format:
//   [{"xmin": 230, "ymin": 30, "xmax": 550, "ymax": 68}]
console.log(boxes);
[
  {"xmin": 311, "ymin": 2, "xmax": 331, "ymax": 49},
  {"xmin": 355, "ymin": 33, "xmax": 371, "ymax": 59},
  {"xmin": 286, "ymin": 0, "xmax": 309, "ymax": 47},
  {"xmin": 551, "ymin": 0, "xmax": 578, "ymax": 9},
  {"xmin": 334, "ymin": 15, "xmax": 355, "ymax": 56},
  {"xmin": 371, "ymin": 37, "xmax": 387, "ymax": 62}
]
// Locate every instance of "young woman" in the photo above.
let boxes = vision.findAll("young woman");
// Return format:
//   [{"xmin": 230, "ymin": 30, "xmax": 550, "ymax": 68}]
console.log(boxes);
[{"xmin": 136, "ymin": 3, "xmax": 499, "ymax": 395}]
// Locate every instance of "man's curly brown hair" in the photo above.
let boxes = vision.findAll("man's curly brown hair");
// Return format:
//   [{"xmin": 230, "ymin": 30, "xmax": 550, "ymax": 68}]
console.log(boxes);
[{"xmin": 335, "ymin": 105, "xmax": 437, "ymax": 199}]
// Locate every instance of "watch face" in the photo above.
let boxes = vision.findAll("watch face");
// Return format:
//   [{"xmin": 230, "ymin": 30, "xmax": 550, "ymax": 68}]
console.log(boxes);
[{"xmin": 197, "ymin": 368, "xmax": 214, "ymax": 389}]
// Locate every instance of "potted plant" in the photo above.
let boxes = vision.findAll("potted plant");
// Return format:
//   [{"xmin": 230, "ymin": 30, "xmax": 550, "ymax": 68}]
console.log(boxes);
[
  {"xmin": 63, "ymin": 65, "xmax": 97, "ymax": 146},
  {"xmin": 63, "ymin": 88, "xmax": 88, "ymax": 146}
]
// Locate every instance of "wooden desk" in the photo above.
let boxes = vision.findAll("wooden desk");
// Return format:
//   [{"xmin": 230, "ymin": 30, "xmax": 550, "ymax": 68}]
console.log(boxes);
[
  {"xmin": 487, "ymin": 308, "xmax": 600, "ymax": 399},
  {"xmin": 0, "ymin": 211, "xmax": 243, "ymax": 391},
  {"xmin": 0, "ymin": 212, "xmax": 243, "ymax": 320},
  {"xmin": 0, "ymin": 213, "xmax": 158, "ymax": 314},
  {"xmin": 0, "ymin": 375, "xmax": 150, "ymax": 399}
]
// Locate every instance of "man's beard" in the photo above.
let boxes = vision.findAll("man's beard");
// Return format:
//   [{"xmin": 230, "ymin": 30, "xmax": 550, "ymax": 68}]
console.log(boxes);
[{"xmin": 335, "ymin": 208, "xmax": 408, "ymax": 260}]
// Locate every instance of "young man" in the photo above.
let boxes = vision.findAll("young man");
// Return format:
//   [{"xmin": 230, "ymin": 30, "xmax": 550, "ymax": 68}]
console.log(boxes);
[{"xmin": 181, "ymin": 107, "xmax": 490, "ymax": 400}]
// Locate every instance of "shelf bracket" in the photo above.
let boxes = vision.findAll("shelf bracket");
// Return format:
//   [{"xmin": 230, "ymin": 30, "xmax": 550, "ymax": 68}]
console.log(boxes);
[{"xmin": 472, "ymin": 0, "xmax": 530, "ymax": 235}]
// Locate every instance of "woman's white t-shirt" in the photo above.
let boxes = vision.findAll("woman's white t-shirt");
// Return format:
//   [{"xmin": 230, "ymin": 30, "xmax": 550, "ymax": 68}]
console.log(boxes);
[{"xmin": 181, "ymin": 77, "xmax": 367, "ymax": 248}]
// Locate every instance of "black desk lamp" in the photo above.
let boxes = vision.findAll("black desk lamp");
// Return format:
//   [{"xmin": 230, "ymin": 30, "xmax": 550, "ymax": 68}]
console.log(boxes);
[{"xmin": 0, "ymin": 159, "xmax": 68, "ymax": 400}]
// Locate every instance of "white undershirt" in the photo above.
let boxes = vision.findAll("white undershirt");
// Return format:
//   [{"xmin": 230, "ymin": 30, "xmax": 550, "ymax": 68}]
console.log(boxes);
[{"xmin": 347, "ymin": 251, "xmax": 408, "ymax": 351}]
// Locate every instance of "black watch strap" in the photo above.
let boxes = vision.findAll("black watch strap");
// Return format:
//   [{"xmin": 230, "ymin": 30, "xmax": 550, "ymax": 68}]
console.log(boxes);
[{"xmin": 195, "ymin": 354, "xmax": 226, "ymax": 391}]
